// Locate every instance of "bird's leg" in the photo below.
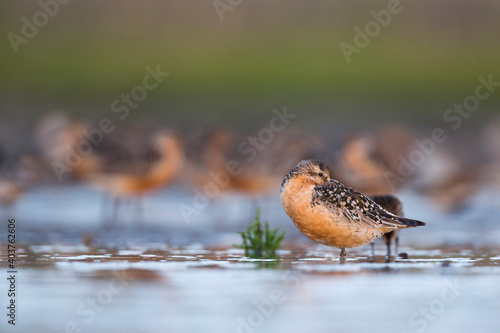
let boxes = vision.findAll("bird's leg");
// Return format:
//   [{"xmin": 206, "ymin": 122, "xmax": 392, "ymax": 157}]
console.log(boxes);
[
  {"xmin": 101, "ymin": 194, "xmax": 111, "ymax": 228},
  {"xmin": 395, "ymin": 234, "xmax": 399, "ymax": 257},
  {"xmin": 370, "ymin": 242, "xmax": 375, "ymax": 261},
  {"xmin": 136, "ymin": 195, "xmax": 144, "ymax": 225},
  {"xmin": 112, "ymin": 196, "xmax": 121, "ymax": 227},
  {"xmin": 339, "ymin": 248, "xmax": 346, "ymax": 264},
  {"xmin": 386, "ymin": 241, "xmax": 392, "ymax": 263}
]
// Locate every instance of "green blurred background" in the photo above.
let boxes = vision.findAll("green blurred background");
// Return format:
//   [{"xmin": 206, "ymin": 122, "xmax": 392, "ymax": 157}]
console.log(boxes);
[{"xmin": 1, "ymin": 0, "xmax": 499, "ymax": 128}]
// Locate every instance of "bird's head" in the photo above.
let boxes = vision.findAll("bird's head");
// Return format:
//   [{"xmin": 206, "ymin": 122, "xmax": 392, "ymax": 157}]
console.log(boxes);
[
  {"xmin": 153, "ymin": 130, "xmax": 182, "ymax": 152},
  {"xmin": 281, "ymin": 160, "xmax": 331, "ymax": 189}
]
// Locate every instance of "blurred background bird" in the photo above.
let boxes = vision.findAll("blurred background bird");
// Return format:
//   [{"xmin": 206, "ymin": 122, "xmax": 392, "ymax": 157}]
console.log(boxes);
[
  {"xmin": 369, "ymin": 194, "xmax": 404, "ymax": 262},
  {"xmin": 87, "ymin": 130, "xmax": 184, "ymax": 226}
]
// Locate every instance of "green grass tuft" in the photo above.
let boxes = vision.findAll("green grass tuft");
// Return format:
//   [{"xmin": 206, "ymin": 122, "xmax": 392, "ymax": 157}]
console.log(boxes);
[{"xmin": 236, "ymin": 207, "xmax": 286, "ymax": 259}]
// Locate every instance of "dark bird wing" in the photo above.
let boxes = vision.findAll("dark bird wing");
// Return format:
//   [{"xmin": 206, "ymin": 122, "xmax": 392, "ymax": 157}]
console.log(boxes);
[
  {"xmin": 312, "ymin": 180, "xmax": 426, "ymax": 230},
  {"xmin": 369, "ymin": 194, "xmax": 402, "ymax": 216}
]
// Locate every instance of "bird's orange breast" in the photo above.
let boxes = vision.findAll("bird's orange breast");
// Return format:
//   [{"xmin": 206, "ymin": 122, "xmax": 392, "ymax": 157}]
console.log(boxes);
[{"xmin": 280, "ymin": 179, "xmax": 384, "ymax": 248}]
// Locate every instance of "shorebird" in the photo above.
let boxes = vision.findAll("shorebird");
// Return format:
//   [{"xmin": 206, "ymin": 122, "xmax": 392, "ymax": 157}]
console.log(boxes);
[
  {"xmin": 369, "ymin": 194, "xmax": 403, "ymax": 261},
  {"xmin": 280, "ymin": 160, "xmax": 426, "ymax": 263},
  {"xmin": 334, "ymin": 133, "xmax": 395, "ymax": 195},
  {"xmin": 0, "ymin": 152, "xmax": 38, "ymax": 216},
  {"xmin": 183, "ymin": 128, "xmax": 279, "ymax": 226},
  {"xmin": 415, "ymin": 149, "xmax": 478, "ymax": 212},
  {"xmin": 35, "ymin": 112, "xmax": 101, "ymax": 182},
  {"xmin": 0, "ymin": 178, "xmax": 23, "ymax": 210},
  {"xmin": 333, "ymin": 127, "xmax": 417, "ymax": 196},
  {"xmin": 199, "ymin": 128, "xmax": 277, "ymax": 195},
  {"xmin": 89, "ymin": 130, "xmax": 184, "ymax": 226}
]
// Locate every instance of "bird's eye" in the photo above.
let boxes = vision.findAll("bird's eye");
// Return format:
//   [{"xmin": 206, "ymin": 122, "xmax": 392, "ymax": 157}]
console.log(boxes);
[{"xmin": 318, "ymin": 173, "xmax": 324, "ymax": 178}]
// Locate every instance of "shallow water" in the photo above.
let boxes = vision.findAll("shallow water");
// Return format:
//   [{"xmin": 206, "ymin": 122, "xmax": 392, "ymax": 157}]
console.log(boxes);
[
  {"xmin": 1, "ymin": 243, "xmax": 500, "ymax": 333},
  {"xmin": 1, "ymin": 184, "xmax": 500, "ymax": 332}
]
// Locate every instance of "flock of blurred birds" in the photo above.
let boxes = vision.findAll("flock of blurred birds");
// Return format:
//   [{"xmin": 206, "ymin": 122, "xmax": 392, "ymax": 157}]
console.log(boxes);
[{"xmin": 1, "ymin": 112, "xmax": 500, "ymax": 224}]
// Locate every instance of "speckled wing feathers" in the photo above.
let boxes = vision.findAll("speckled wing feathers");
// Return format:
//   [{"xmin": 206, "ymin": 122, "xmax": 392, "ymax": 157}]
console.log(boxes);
[{"xmin": 311, "ymin": 180, "xmax": 411, "ymax": 229}]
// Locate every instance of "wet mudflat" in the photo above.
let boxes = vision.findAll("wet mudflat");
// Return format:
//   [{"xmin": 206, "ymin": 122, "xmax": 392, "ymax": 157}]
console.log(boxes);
[
  {"xmin": 1, "ymin": 185, "xmax": 500, "ymax": 333},
  {"xmin": 1, "ymin": 243, "xmax": 500, "ymax": 333}
]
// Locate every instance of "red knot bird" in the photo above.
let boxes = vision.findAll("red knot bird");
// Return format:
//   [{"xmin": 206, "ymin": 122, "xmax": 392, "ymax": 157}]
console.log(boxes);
[
  {"xmin": 369, "ymin": 194, "xmax": 403, "ymax": 262},
  {"xmin": 280, "ymin": 160, "xmax": 426, "ymax": 263}
]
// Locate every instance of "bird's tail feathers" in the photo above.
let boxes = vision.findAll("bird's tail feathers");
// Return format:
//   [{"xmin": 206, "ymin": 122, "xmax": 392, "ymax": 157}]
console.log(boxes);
[{"xmin": 396, "ymin": 217, "xmax": 426, "ymax": 227}]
